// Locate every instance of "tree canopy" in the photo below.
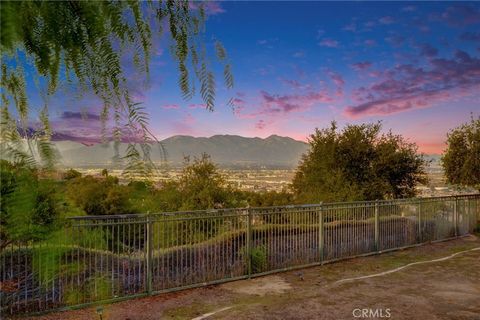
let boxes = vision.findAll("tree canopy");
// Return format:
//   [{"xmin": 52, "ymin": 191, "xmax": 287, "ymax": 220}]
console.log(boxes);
[
  {"xmin": 292, "ymin": 122, "xmax": 427, "ymax": 203},
  {"xmin": 175, "ymin": 153, "xmax": 233, "ymax": 210},
  {"xmin": 0, "ymin": 1, "xmax": 233, "ymax": 173},
  {"xmin": 442, "ymin": 116, "xmax": 480, "ymax": 190}
]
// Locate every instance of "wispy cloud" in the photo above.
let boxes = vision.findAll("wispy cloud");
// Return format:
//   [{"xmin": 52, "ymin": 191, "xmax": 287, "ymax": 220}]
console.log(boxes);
[
  {"xmin": 292, "ymin": 50, "xmax": 305, "ymax": 58},
  {"xmin": 419, "ymin": 43, "xmax": 438, "ymax": 58},
  {"xmin": 61, "ymin": 111, "xmax": 101, "ymax": 121},
  {"xmin": 188, "ymin": 103, "xmax": 207, "ymax": 109},
  {"xmin": 162, "ymin": 104, "xmax": 180, "ymax": 110},
  {"xmin": 259, "ymin": 90, "xmax": 333, "ymax": 115},
  {"xmin": 281, "ymin": 78, "xmax": 312, "ymax": 90},
  {"xmin": 189, "ymin": 1, "xmax": 225, "ymax": 16},
  {"xmin": 402, "ymin": 6, "xmax": 416, "ymax": 12},
  {"xmin": 255, "ymin": 119, "xmax": 267, "ymax": 130},
  {"xmin": 343, "ymin": 21, "xmax": 357, "ymax": 32},
  {"xmin": 385, "ymin": 34, "xmax": 406, "ymax": 47},
  {"xmin": 351, "ymin": 61, "xmax": 372, "ymax": 71},
  {"xmin": 327, "ymin": 71, "xmax": 345, "ymax": 96},
  {"xmin": 438, "ymin": 5, "xmax": 480, "ymax": 27},
  {"xmin": 319, "ymin": 38, "xmax": 339, "ymax": 48},
  {"xmin": 460, "ymin": 32, "xmax": 480, "ymax": 41},
  {"xmin": 344, "ymin": 50, "xmax": 480, "ymax": 117},
  {"xmin": 379, "ymin": 16, "xmax": 395, "ymax": 25}
]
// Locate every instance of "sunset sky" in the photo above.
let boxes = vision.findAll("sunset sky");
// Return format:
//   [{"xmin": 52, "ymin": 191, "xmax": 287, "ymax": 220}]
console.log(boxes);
[{"xmin": 27, "ymin": 1, "xmax": 480, "ymax": 154}]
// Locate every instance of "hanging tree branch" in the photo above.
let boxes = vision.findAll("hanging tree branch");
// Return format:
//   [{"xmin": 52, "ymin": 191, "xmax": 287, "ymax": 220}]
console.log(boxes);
[{"xmin": 0, "ymin": 0, "xmax": 234, "ymax": 175}]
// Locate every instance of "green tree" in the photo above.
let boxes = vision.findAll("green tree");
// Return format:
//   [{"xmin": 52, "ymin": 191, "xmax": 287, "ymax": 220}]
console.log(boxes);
[
  {"xmin": 1, "ymin": 1, "xmax": 233, "ymax": 172},
  {"xmin": 62, "ymin": 168, "xmax": 82, "ymax": 180},
  {"xmin": 292, "ymin": 122, "xmax": 427, "ymax": 203},
  {"xmin": 66, "ymin": 175, "xmax": 133, "ymax": 215},
  {"xmin": 155, "ymin": 180, "xmax": 184, "ymax": 212},
  {"xmin": 177, "ymin": 153, "xmax": 231, "ymax": 210},
  {"xmin": 442, "ymin": 116, "xmax": 480, "ymax": 190},
  {"xmin": 101, "ymin": 169, "xmax": 109, "ymax": 178}
]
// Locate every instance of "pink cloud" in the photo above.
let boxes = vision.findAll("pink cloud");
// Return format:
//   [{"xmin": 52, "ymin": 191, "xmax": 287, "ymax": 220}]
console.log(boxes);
[
  {"xmin": 235, "ymin": 88, "xmax": 334, "ymax": 121},
  {"xmin": 364, "ymin": 39, "xmax": 377, "ymax": 47},
  {"xmin": 259, "ymin": 90, "xmax": 333, "ymax": 115},
  {"xmin": 344, "ymin": 50, "xmax": 480, "ymax": 118},
  {"xmin": 188, "ymin": 103, "xmax": 207, "ymax": 109},
  {"xmin": 281, "ymin": 78, "xmax": 312, "ymax": 90},
  {"xmin": 328, "ymin": 71, "xmax": 345, "ymax": 96},
  {"xmin": 255, "ymin": 120, "xmax": 267, "ymax": 130},
  {"xmin": 162, "ymin": 104, "xmax": 180, "ymax": 110},
  {"xmin": 344, "ymin": 90, "xmax": 452, "ymax": 118},
  {"xmin": 328, "ymin": 72, "xmax": 345, "ymax": 87}
]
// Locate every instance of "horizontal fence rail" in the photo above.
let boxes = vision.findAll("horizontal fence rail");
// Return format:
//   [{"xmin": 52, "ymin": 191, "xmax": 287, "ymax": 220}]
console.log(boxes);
[{"xmin": 1, "ymin": 194, "xmax": 479, "ymax": 315}]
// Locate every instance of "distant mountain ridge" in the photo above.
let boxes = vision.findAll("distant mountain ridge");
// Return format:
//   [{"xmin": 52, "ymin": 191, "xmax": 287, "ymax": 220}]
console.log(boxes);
[{"xmin": 54, "ymin": 134, "xmax": 310, "ymax": 168}]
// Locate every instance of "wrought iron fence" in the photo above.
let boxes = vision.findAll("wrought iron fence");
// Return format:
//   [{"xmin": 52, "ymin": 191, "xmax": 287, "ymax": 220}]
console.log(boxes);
[{"xmin": 1, "ymin": 194, "xmax": 479, "ymax": 315}]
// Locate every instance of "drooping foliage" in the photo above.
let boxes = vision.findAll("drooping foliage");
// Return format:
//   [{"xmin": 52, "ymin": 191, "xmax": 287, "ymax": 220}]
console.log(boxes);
[
  {"xmin": 0, "ymin": 1, "xmax": 233, "ymax": 174},
  {"xmin": 442, "ymin": 116, "xmax": 480, "ymax": 190},
  {"xmin": 292, "ymin": 121, "xmax": 428, "ymax": 203}
]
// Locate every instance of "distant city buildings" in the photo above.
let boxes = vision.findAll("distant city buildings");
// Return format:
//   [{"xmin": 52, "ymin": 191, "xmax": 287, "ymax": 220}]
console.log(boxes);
[{"xmin": 70, "ymin": 158, "xmax": 478, "ymax": 197}]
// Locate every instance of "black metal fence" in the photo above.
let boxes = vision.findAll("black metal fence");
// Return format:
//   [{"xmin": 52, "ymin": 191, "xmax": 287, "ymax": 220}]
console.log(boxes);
[{"xmin": 1, "ymin": 194, "xmax": 479, "ymax": 315}]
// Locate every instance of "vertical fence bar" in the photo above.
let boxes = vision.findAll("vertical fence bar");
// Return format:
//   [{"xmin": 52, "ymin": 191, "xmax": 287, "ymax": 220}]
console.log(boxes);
[
  {"xmin": 454, "ymin": 196, "xmax": 458, "ymax": 238},
  {"xmin": 374, "ymin": 201, "xmax": 379, "ymax": 251},
  {"xmin": 418, "ymin": 200, "xmax": 422, "ymax": 243},
  {"xmin": 246, "ymin": 209, "xmax": 252, "ymax": 278},
  {"xmin": 146, "ymin": 214, "xmax": 153, "ymax": 295},
  {"xmin": 318, "ymin": 204, "xmax": 324, "ymax": 263}
]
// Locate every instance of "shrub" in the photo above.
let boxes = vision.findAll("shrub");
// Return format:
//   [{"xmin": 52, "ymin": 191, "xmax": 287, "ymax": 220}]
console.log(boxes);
[{"xmin": 250, "ymin": 245, "xmax": 268, "ymax": 273}]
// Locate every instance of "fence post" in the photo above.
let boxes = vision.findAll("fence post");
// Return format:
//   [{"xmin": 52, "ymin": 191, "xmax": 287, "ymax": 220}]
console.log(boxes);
[
  {"xmin": 417, "ymin": 200, "xmax": 422, "ymax": 243},
  {"xmin": 246, "ymin": 208, "xmax": 252, "ymax": 278},
  {"xmin": 319, "ymin": 203, "xmax": 324, "ymax": 263},
  {"xmin": 374, "ymin": 200, "xmax": 379, "ymax": 251},
  {"xmin": 146, "ymin": 213, "xmax": 153, "ymax": 294},
  {"xmin": 454, "ymin": 196, "xmax": 458, "ymax": 237}
]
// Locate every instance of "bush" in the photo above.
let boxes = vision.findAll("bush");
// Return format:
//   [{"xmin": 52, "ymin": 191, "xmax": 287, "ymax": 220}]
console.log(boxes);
[
  {"xmin": 250, "ymin": 245, "xmax": 268, "ymax": 273},
  {"xmin": 62, "ymin": 169, "xmax": 82, "ymax": 180},
  {"xmin": 66, "ymin": 175, "xmax": 135, "ymax": 215}
]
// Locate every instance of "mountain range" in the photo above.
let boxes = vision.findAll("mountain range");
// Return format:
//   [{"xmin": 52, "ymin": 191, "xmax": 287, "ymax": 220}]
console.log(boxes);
[{"xmin": 53, "ymin": 135, "xmax": 310, "ymax": 168}]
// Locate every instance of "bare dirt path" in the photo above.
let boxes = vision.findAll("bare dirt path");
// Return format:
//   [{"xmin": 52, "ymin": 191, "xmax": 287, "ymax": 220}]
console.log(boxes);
[{"xmin": 22, "ymin": 236, "xmax": 480, "ymax": 320}]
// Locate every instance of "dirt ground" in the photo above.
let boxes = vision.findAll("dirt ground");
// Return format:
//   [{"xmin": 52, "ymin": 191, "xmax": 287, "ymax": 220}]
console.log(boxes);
[{"xmin": 21, "ymin": 236, "xmax": 480, "ymax": 320}]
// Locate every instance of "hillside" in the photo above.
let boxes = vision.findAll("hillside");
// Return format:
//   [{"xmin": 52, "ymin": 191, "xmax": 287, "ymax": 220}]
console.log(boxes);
[{"xmin": 54, "ymin": 135, "xmax": 310, "ymax": 168}]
